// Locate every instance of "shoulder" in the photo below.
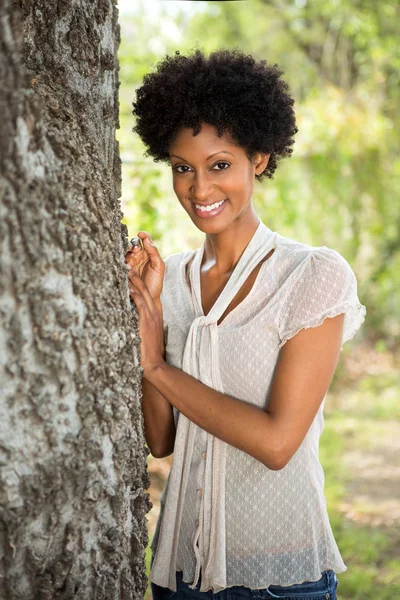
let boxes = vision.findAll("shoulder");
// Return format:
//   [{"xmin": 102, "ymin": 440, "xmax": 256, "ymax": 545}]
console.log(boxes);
[
  {"xmin": 161, "ymin": 248, "xmax": 196, "ymax": 300},
  {"xmin": 274, "ymin": 233, "xmax": 354, "ymax": 286}
]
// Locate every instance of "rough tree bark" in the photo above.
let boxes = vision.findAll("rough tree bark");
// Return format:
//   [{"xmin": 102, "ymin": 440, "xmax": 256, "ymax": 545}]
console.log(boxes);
[{"xmin": 0, "ymin": 1, "xmax": 151, "ymax": 598}]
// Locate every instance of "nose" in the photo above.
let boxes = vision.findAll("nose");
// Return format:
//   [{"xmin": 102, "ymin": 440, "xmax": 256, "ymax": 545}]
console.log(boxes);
[{"xmin": 191, "ymin": 171, "xmax": 215, "ymax": 202}]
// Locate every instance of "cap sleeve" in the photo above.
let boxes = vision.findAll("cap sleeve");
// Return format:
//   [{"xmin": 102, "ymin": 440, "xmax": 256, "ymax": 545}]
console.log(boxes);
[{"xmin": 277, "ymin": 247, "xmax": 366, "ymax": 350}]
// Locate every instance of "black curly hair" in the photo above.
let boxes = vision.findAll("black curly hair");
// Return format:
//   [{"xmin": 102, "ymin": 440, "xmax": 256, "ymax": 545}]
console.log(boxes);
[{"xmin": 132, "ymin": 47, "xmax": 298, "ymax": 182}]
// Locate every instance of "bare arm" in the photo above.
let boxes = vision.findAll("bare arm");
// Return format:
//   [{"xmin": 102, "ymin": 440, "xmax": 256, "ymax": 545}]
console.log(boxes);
[
  {"xmin": 144, "ymin": 313, "xmax": 345, "ymax": 469},
  {"xmin": 141, "ymin": 298, "xmax": 176, "ymax": 458}
]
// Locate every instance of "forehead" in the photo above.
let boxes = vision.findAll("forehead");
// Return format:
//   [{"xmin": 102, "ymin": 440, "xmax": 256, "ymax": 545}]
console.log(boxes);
[{"xmin": 169, "ymin": 122, "xmax": 240, "ymax": 156}]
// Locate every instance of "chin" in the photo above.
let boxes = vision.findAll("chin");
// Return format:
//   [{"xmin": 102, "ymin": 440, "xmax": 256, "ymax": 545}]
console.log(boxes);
[{"xmin": 192, "ymin": 219, "xmax": 231, "ymax": 235}]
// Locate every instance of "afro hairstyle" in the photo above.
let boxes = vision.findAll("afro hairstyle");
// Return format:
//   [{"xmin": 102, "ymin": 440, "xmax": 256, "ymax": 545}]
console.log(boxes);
[{"xmin": 132, "ymin": 47, "xmax": 298, "ymax": 182}]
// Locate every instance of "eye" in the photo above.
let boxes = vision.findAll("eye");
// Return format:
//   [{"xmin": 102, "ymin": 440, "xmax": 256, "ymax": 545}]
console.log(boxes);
[
  {"xmin": 172, "ymin": 165, "xmax": 192, "ymax": 174},
  {"xmin": 213, "ymin": 161, "xmax": 230, "ymax": 171},
  {"xmin": 172, "ymin": 161, "xmax": 230, "ymax": 174}
]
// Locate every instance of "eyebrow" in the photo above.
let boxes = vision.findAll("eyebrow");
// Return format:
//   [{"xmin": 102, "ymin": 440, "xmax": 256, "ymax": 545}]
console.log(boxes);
[{"xmin": 170, "ymin": 150, "xmax": 235, "ymax": 161}]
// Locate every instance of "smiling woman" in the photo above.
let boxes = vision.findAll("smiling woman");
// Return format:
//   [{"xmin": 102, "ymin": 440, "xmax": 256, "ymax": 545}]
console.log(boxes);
[{"xmin": 127, "ymin": 47, "xmax": 366, "ymax": 600}]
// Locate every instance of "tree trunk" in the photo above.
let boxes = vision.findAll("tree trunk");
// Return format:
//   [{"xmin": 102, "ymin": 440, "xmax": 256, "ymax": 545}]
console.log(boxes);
[{"xmin": 0, "ymin": 1, "xmax": 151, "ymax": 598}]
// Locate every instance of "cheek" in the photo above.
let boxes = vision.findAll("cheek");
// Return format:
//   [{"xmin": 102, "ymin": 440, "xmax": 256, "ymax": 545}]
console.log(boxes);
[
  {"xmin": 172, "ymin": 178, "xmax": 181, "ymax": 196},
  {"xmin": 172, "ymin": 176, "xmax": 186, "ymax": 195},
  {"xmin": 225, "ymin": 171, "xmax": 246, "ymax": 193},
  {"xmin": 172, "ymin": 180, "xmax": 189, "ymax": 206}
]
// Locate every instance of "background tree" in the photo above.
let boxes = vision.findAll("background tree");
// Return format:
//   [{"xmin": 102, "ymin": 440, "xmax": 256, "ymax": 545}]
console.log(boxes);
[{"xmin": 0, "ymin": 1, "xmax": 150, "ymax": 598}]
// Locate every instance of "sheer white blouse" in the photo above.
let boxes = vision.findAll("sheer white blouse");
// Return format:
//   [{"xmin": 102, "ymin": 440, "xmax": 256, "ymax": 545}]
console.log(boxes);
[{"xmin": 149, "ymin": 220, "xmax": 366, "ymax": 593}]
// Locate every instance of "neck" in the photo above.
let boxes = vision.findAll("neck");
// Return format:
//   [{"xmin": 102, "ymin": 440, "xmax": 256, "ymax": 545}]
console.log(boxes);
[{"xmin": 202, "ymin": 208, "xmax": 261, "ymax": 274}]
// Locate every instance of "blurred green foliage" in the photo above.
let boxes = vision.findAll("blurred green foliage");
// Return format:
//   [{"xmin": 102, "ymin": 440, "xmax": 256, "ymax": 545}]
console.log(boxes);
[{"xmin": 117, "ymin": 0, "xmax": 399, "ymax": 345}]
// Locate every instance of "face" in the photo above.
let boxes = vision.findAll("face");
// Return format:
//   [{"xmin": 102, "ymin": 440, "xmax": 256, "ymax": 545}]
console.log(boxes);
[{"xmin": 168, "ymin": 122, "xmax": 270, "ymax": 233}]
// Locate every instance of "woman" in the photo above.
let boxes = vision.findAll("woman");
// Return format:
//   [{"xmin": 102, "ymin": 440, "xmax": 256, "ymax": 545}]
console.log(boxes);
[{"xmin": 125, "ymin": 48, "xmax": 366, "ymax": 600}]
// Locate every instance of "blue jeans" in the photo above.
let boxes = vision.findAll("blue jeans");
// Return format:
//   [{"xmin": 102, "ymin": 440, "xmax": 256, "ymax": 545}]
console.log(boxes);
[{"xmin": 150, "ymin": 563, "xmax": 339, "ymax": 600}]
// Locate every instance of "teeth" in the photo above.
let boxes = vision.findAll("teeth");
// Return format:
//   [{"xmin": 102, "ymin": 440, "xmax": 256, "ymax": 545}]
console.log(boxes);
[{"xmin": 195, "ymin": 199, "xmax": 225, "ymax": 212}]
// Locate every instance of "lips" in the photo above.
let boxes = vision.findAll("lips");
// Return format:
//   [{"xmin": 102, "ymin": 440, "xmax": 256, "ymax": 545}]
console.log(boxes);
[
  {"xmin": 192, "ymin": 198, "xmax": 228, "ymax": 218},
  {"xmin": 192, "ymin": 199, "xmax": 227, "ymax": 207}
]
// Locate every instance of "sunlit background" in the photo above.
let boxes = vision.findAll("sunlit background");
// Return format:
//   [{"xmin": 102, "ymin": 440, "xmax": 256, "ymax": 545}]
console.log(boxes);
[{"xmin": 116, "ymin": 1, "xmax": 400, "ymax": 598}]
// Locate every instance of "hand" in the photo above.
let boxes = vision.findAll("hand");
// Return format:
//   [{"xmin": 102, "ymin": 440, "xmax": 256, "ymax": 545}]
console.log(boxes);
[
  {"xmin": 124, "ymin": 231, "xmax": 165, "ymax": 300},
  {"xmin": 128, "ymin": 269, "xmax": 165, "ymax": 377}
]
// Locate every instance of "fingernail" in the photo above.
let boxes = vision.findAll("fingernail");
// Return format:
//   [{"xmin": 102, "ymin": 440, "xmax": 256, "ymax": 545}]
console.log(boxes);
[{"xmin": 127, "ymin": 264, "xmax": 132, "ymax": 270}]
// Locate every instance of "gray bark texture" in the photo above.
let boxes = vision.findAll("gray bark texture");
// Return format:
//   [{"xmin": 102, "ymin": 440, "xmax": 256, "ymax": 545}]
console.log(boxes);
[{"xmin": 0, "ymin": 1, "xmax": 152, "ymax": 598}]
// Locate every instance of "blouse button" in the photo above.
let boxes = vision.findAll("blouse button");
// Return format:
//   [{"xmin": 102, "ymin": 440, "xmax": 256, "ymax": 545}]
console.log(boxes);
[
  {"xmin": 202, "ymin": 451, "xmax": 207, "ymax": 459},
  {"xmin": 197, "ymin": 488, "xmax": 202, "ymax": 497}
]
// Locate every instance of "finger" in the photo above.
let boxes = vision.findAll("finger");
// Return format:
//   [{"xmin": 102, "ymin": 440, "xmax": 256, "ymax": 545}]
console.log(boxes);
[
  {"xmin": 130, "ymin": 236, "xmax": 142, "ymax": 249},
  {"xmin": 129, "ymin": 278, "xmax": 145, "ymax": 296},
  {"xmin": 126, "ymin": 235, "xmax": 143, "ymax": 257},
  {"xmin": 129, "ymin": 271, "xmax": 150, "ymax": 300},
  {"xmin": 129, "ymin": 272, "xmax": 158, "ymax": 315},
  {"xmin": 125, "ymin": 246, "xmax": 141, "ymax": 260},
  {"xmin": 129, "ymin": 237, "xmax": 144, "ymax": 255},
  {"xmin": 127, "ymin": 264, "xmax": 140, "ymax": 281},
  {"xmin": 125, "ymin": 250, "xmax": 137, "ymax": 264},
  {"xmin": 125, "ymin": 249, "xmax": 146, "ymax": 274},
  {"xmin": 137, "ymin": 231, "xmax": 164, "ymax": 268},
  {"xmin": 129, "ymin": 284, "xmax": 153, "ymax": 322},
  {"xmin": 129, "ymin": 283, "xmax": 143, "ymax": 305},
  {"xmin": 125, "ymin": 245, "xmax": 143, "ymax": 262}
]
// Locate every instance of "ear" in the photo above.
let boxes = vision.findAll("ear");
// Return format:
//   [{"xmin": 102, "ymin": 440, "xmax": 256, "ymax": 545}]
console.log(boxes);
[{"xmin": 253, "ymin": 152, "xmax": 270, "ymax": 175}]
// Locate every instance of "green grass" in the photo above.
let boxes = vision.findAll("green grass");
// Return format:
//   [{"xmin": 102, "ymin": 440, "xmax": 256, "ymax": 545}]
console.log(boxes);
[{"xmin": 321, "ymin": 393, "xmax": 400, "ymax": 599}]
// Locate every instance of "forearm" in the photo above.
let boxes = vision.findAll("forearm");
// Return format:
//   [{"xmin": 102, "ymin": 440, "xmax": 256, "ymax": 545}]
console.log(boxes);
[
  {"xmin": 154, "ymin": 297, "xmax": 165, "ymax": 359},
  {"xmin": 141, "ymin": 298, "xmax": 176, "ymax": 458},
  {"xmin": 141, "ymin": 378, "xmax": 176, "ymax": 458},
  {"xmin": 145, "ymin": 362, "xmax": 284, "ymax": 469}
]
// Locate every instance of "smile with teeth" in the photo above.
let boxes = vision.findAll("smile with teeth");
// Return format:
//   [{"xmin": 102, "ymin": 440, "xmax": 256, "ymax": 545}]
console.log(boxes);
[{"xmin": 195, "ymin": 199, "xmax": 226, "ymax": 212}]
